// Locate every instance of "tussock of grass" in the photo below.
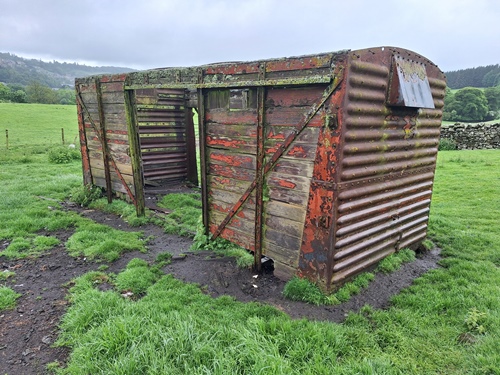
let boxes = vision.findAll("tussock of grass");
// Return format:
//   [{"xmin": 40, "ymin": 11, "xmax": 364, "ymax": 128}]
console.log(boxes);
[
  {"xmin": 157, "ymin": 193, "xmax": 201, "ymax": 236},
  {"xmin": 1, "ymin": 235, "xmax": 60, "ymax": 259},
  {"xmin": 66, "ymin": 221, "xmax": 146, "ymax": 262},
  {"xmin": 115, "ymin": 258, "xmax": 160, "ymax": 296},
  {"xmin": 0, "ymin": 270, "xmax": 16, "ymax": 281},
  {"xmin": 376, "ymin": 248, "xmax": 416, "ymax": 274},
  {"xmin": 0, "ymin": 286, "xmax": 21, "ymax": 311}
]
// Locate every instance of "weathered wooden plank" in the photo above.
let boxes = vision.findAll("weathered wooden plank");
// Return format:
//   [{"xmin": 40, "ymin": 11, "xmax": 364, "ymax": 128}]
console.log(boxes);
[
  {"xmin": 266, "ymin": 86, "xmax": 326, "ymax": 108},
  {"xmin": 205, "ymin": 109, "xmax": 257, "ymax": 125},
  {"xmin": 273, "ymin": 262, "xmax": 297, "ymax": 281},
  {"xmin": 206, "ymin": 123, "xmax": 257, "ymax": 138},
  {"xmin": 209, "ymin": 197, "xmax": 256, "ymax": 221},
  {"xmin": 210, "ymin": 210, "xmax": 256, "ymax": 234},
  {"xmin": 266, "ymin": 107, "xmax": 324, "ymax": 127},
  {"xmin": 208, "ymin": 163, "xmax": 254, "ymax": 181},
  {"xmin": 87, "ymin": 139, "xmax": 129, "ymax": 154},
  {"xmin": 90, "ymin": 158, "xmax": 133, "ymax": 175},
  {"xmin": 209, "ymin": 224, "xmax": 256, "ymax": 252},
  {"xmin": 262, "ymin": 239, "xmax": 300, "ymax": 268},
  {"xmin": 267, "ymin": 186, "xmax": 310, "ymax": 207},
  {"xmin": 207, "ymin": 149, "xmax": 256, "ymax": 170},
  {"xmin": 265, "ymin": 227, "xmax": 302, "ymax": 252},
  {"xmin": 265, "ymin": 215, "xmax": 305, "ymax": 239},
  {"xmin": 264, "ymin": 142, "xmax": 318, "ymax": 160},
  {"xmin": 266, "ymin": 126, "xmax": 320, "ymax": 143},
  {"xmin": 101, "ymin": 103, "xmax": 126, "ymax": 114},
  {"xmin": 266, "ymin": 172, "xmax": 312, "ymax": 193},
  {"xmin": 264, "ymin": 199, "xmax": 307, "ymax": 221},
  {"xmin": 93, "ymin": 176, "xmax": 129, "ymax": 194},
  {"xmin": 209, "ymin": 187, "xmax": 256, "ymax": 207},
  {"xmin": 101, "ymin": 92, "xmax": 125, "ymax": 104},
  {"xmin": 205, "ymin": 62, "xmax": 260, "ymax": 75},
  {"xmin": 89, "ymin": 150, "xmax": 131, "ymax": 166},
  {"xmin": 208, "ymin": 175, "xmax": 252, "ymax": 195},
  {"xmin": 272, "ymin": 158, "xmax": 315, "ymax": 176},
  {"xmin": 99, "ymin": 81, "xmax": 125, "ymax": 92},
  {"xmin": 265, "ymin": 55, "xmax": 332, "ymax": 73},
  {"xmin": 206, "ymin": 135, "xmax": 257, "ymax": 153}
]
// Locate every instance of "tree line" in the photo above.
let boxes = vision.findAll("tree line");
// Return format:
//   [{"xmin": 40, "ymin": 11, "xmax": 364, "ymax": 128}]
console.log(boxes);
[
  {"xmin": 446, "ymin": 64, "xmax": 500, "ymax": 89},
  {"xmin": 0, "ymin": 81, "xmax": 76, "ymax": 105}
]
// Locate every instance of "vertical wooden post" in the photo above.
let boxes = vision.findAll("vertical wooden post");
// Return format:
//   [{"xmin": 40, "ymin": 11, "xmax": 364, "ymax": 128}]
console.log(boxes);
[
  {"xmin": 95, "ymin": 78, "xmax": 113, "ymax": 204},
  {"xmin": 61, "ymin": 128, "xmax": 65, "ymax": 145},
  {"xmin": 185, "ymin": 104, "xmax": 198, "ymax": 186},
  {"xmin": 124, "ymin": 87, "xmax": 145, "ymax": 216},
  {"xmin": 254, "ymin": 63, "xmax": 267, "ymax": 272},
  {"xmin": 75, "ymin": 87, "xmax": 92, "ymax": 185},
  {"xmin": 5, "ymin": 129, "xmax": 8, "ymax": 150},
  {"xmin": 198, "ymin": 88, "xmax": 208, "ymax": 233}
]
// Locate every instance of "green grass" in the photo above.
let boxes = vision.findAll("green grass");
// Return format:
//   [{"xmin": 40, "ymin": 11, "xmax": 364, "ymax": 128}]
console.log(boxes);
[
  {"xmin": 0, "ymin": 286, "xmax": 21, "ymax": 311},
  {"xmin": 0, "ymin": 103, "xmax": 79, "ymax": 151},
  {"xmin": 156, "ymin": 193, "xmax": 202, "ymax": 237}
]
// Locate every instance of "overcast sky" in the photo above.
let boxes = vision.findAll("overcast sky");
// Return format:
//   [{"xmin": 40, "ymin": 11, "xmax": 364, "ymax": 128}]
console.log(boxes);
[{"xmin": 1, "ymin": 0, "xmax": 499, "ymax": 72}]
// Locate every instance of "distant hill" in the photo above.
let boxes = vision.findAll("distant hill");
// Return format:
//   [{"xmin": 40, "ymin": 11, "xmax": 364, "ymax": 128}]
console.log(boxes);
[
  {"xmin": 0, "ymin": 52, "xmax": 135, "ymax": 88},
  {"xmin": 445, "ymin": 64, "xmax": 500, "ymax": 89}
]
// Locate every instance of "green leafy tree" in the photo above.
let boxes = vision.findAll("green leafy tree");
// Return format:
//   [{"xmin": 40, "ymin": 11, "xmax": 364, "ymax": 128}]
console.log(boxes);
[
  {"xmin": 484, "ymin": 86, "xmax": 500, "ymax": 112},
  {"xmin": 0, "ymin": 83, "xmax": 10, "ymax": 101},
  {"xmin": 11, "ymin": 89, "xmax": 28, "ymax": 103},
  {"xmin": 26, "ymin": 81, "xmax": 57, "ymax": 104},
  {"xmin": 443, "ymin": 87, "xmax": 489, "ymax": 122}
]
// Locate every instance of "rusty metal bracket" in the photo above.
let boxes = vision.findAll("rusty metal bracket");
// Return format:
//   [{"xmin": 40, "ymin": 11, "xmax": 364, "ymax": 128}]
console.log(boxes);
[
  {"xmin": 76, "ymin": 91, "xmax": 137, "ymax": 205},
  {"xmin": 212, "ymin": 67, "xmax": 344, "ymax": 240}
]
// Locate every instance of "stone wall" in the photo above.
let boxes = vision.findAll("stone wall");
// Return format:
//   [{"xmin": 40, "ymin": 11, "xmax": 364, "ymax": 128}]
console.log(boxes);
[{"xmin": 440, "ymin": 123, "xmax": 500, "ymax": 149}]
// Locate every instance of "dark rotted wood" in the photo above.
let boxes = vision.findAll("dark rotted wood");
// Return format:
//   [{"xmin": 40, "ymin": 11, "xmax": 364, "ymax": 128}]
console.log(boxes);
[
  {"xmin": 185, "ymin": 108, "xmax": 198, "ymax": 186},
  {"xmin": 95, "ymin": 79, "xmax": 113, "ymax": 203},
  {"xmin": 124, "ymin": 88, "xmax": 145, "ymax": 215},
  {"xmin": 76, "ymin": 85, "xmax": 93, "ymax": 186},
  {"xmin": 254, "ymin": 80, "xmax": 266, "ymax": 271},
  {"xmin": 198, "ymin": 87, "xmax": 209, "ymax": 233}
]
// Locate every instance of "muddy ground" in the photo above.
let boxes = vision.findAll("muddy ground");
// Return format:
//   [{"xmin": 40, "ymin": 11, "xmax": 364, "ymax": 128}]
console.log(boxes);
[{"xmin": 0, "ymin": 202, "xmax": 440, "ymax": 375}]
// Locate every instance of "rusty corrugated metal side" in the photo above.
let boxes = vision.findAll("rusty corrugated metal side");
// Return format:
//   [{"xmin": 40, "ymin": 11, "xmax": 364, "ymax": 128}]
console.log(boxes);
[{"xmin": 326, "ymin": 47, "xmax": 445, "ymax": 289}]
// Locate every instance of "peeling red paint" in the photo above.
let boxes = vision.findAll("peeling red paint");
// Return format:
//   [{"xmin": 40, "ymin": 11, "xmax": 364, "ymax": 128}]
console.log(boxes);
[
  {"xmin": 277, "ymin": 179, "xmax": 297, "ymax": 189},
  {"xmin": 206, "ymin": 136, "xmax": 246, "ymax": 148}
]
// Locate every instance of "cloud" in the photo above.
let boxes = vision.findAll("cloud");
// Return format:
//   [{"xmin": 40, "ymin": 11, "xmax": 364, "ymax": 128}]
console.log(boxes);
[{"xmin": 1, "ymin": 0, "xmax": 498, "ymax": 71}]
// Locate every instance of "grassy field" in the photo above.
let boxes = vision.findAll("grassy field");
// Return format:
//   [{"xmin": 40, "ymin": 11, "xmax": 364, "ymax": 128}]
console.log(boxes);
[
  {"xmin": 0, "ymin": 103, "xmax": 79, "ymax": 150},
  {"xmin": 1, "ymin": 103, "xmax": 500, "ymax": 373}
]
